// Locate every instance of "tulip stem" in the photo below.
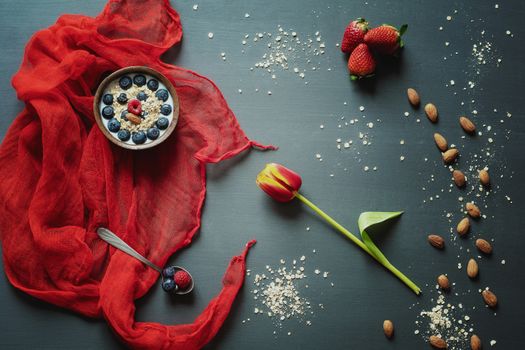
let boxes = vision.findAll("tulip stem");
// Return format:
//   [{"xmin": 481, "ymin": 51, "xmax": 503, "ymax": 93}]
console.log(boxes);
[{"xmin": 295, "ymin": 192, "xmax": 421, "ymax": 295}]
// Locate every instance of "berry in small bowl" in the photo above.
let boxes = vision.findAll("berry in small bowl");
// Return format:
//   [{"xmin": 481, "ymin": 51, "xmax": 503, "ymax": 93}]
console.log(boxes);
[{"xmin": 161, "ymin": 266, "xmax": 194, "ymax": 295}]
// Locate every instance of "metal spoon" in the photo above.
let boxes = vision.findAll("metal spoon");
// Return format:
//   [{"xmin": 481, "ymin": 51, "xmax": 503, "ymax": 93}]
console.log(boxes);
[{"xmin": 97, "ymin": 227, "xmax": 194, "ymax": 294}]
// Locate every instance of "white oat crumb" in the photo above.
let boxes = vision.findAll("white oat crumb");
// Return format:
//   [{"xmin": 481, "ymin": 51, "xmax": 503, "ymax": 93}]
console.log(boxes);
[{"xmin": 208, "ymin": 32, "xmax": 214, "ymax": 39}]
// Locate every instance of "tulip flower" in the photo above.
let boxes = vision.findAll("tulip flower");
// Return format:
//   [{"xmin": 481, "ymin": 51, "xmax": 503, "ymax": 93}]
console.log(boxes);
[{"xmin": 256, "ymin": 163, "xmax": 421, "ymax": 295}]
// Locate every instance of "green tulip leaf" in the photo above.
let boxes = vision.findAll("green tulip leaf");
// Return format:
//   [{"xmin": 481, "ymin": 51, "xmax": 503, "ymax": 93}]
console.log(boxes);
[{"xmin": 358, "ymin": 211, "xmax": 403, "ymax": 265}]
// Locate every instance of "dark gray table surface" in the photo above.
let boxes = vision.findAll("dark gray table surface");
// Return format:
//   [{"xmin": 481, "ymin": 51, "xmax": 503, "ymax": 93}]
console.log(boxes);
[{"xmin": 1, "ymin": 0, "xmax": 524, "ymax": 349}]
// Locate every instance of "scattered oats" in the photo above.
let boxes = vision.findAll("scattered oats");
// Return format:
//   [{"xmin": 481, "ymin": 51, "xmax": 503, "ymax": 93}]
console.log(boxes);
[
  {"xmin": 446, "ymin": 15, "xmax": 452, "ymax": 20},
  {"xmin": 367, "ymin": 122, "xmax": 374, "ymax": 128},
  {"xmin": 400, "ymin": 139, "xmax": 405, "ymax": 145},
  {"xmin": 208, "ymin": 32, "xmax": 214, "ymax": 39},
  {"xmin": 450, "ymin": 80, "xmax": 455, "ymax": 85},
  {"xmin": 359, "ymin": 106, "xmax": 365, "ymax": 112},
  {"xmin": 445, "ymin": 41, "xmax": 450, "ymax": 46},
  {"xmin": 320, "ymin": 124, "xmax": 324, "ymax": 129},
  {"xmin": 287, "ymin": 332, "xmax": 292, "ymax": 336},
  {"xmin": 364, "ymin": 166, "xmax": 370, "ymax": 172},
  {"xmin": 505, "ymin": 30, "xmax": 511, "ymax": 35},
  {"xmin": 244, "ymin": 13, "xmax": 250, "ymax": 18},
  {"xmin": 343, "ymin": 142, "xmax": 350, "ymax": 149},
  {"xmin": 490, "ymin": 340, "xmax": 497, "ymax": 346},
  {"xmin": 404, "ymin": 111, "xmax": 410, "ymax": 117},
  {"xmin": 400, "ymin": 156, "xmax": 405, "ymax": 161},
  {"xmin": 192, "ymin": 4, "xmax": 198, "ymax": 11},
  {"xmin": 238, "ymin": 89, "xmax": 242, "ymax": 94},
  {"xmin": 314, "ymin": 269, "xmax": 321, "ymax": 275},
  {"xmin": 315, "ymin": 153, "xmax": 322, "ymax": 159},
  {"xmin": 267, "ymin": 91, "xmax": 272, "ymax": 95},
  {"xmin": 501, "ymin": 259, "xmax": 506, "ymax": 265},
  {"xmin": 300, "ymin": 255, "xmax": 306, "ymax": 261},
  {"xmin": 322, "ymin": 271, "xmax": 329, "ymax": 278},
  {"xmin": 495, "ymin": 4, "xmax": 499, "ymax": 8}
]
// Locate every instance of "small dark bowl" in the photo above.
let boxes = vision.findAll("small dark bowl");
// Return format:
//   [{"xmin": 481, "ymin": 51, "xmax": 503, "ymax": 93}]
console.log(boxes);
[{"xmin": 93, "ymin": 66, "xmax": 179, "ymax": 150}]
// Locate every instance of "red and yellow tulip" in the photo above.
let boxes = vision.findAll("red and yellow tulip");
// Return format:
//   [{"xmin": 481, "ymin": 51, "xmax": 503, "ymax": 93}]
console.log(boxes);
[
  {"xmin": 256, "ymin": 163, "xmax": 421, "ymax": 295},
  {"xmin": 255, "ymin": 163, "xmax": 302, "ymax": 202}
]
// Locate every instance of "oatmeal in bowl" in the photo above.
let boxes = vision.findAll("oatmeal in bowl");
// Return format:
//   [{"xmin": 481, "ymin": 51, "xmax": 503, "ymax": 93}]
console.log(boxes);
[{"xmin": 94, "ymin": 66, "xmax": 179, "ymax": 150}]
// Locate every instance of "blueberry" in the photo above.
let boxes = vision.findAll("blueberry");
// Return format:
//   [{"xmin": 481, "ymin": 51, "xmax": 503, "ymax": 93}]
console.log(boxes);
[
  {"xmin": 131, "ymin": 131, "xmax": 147, "ymax": 144},
  {"xmin": 155, "ymin": 89, "xmax": 169, "ymax": 102},
  {"xmin": 147, "ymin": 127, "xmax": 160, "ymax": 140},
  {"xmin": 160, "ymin": 104, "xmax": 172, "ymax": 115},
  {"xmin": 117, "ymin": 129, "xmax": 130, "ymax": 141},
  {"xmin": 162, "ymin": 266, "xmax": 176, "ymax": 278},
  {"xmin": 147, "ymin": 79, "xmax": 159, "ymax": 91},
  {"xmin": 107, "ymin": 118, "xmax": 121, "ymax": 132},
  {"xmin": 101, "ymin": 106, "xmax": 114, "ymax": 119},
  {"xmin": 119, "ymin": 76, "xmax": 132, "ymax": 90},
  {"xmin": 156, "ymin": 117, "xmax": 169, "ymax": 130},
  {"xmin": 120, "ymin": 110, "xmax": 129, "ymax": 120},
  {"xmin": 137, "ymin": 91, "xmax": 148, "ymax": 101},
  {"xmin": 161, "ymin": 278, "xmax": 176, "ymax": 292},
  {"xmin": 133, "ymin": 74, "xmax": 146, "ymax": 86},
  {"xmin": 117, "ymin": 93, "xmax": 128, "ymax": 104},
  {"xmin": 102, "ymin": 94, "xmax": 113, "ymax": 105}
]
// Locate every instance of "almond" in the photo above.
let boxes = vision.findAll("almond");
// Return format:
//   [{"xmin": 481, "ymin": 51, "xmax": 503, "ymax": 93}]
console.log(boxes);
[
  {"xmin": 425, "ymin": 103, "xmax": 438, "ymax": 123},
  {"xmin": 475, "ymin": 238, "xmax": 493, "ymax": 255},
  {"xmin": 407, "ymin": 88, "xmax": 420, "ymax": 107},
  {"xmin": 482, "ymin": 289, "xmax": 498, "ymax": 308},
  {"xmin": 442, "ymin": 149, "xmax": 459, "ymax": 164},
  {"xmin": 457, "ymin": 217, "xmax": 470, "ymax": 236},
  {"xmin": 452, "ymin": 170, "xmax": 466, "ymax": 187},
  {"xmin": 383, "ymin": 320, "xmax": 394, "ymax": 339},
  {"xmin": 428, "ymin": 235, "xmax": 445, "ymax": 249},
  {"xmin": 459, "ymin": 116, "xmax": 476, "ymax": 134},
  {"xmin": 467, "ymin": 258, "xmax": 479, "ymax": 279},
  {"xmin": 479, "ymin": 169, "xmax": 490, "ymax": 186},
  {"xmin": 437, "ymin": 274, "xmax": 450, "ymax": 290},
  {"xmin": 433, "ymin": 133, "xmax": 448, "ymax": 151},
  {"xmin": 127, "ymin": 113, "xmax": 142, "ymax": 125},
  {"xmin": 466, "ymin": 202, "xmax": 481, "ymax": 218},
  {"xmin": 470, "ymin": 334, "xmax": 482, "ymax": 350},
  {"xmin": 429, "ymin": 335, "xmax": 448, "ymax": 349}
]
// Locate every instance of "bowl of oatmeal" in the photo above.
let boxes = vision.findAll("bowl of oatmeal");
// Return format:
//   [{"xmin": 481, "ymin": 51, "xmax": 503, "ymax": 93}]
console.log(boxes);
[{"xmin": 94, "ymin": 66, "xmax": 179, "ymax": 150}]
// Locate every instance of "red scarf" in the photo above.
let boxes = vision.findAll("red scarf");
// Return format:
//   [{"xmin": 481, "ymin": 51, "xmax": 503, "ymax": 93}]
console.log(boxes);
[{"xmin": 0, "ymin": 0, "xmax": 273, "ymax": 348}]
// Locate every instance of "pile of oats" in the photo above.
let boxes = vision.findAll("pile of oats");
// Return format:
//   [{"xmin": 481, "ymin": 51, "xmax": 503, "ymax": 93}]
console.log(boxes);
[
  {"xmin": 415, "ymin": 294, "xmax": 474, "ymax": 349},
  {"xmin": 246, "ymin": 255, "xmax": 331, "ymax": 333},
  {"xmin": 106, "ymin": 81, "xmax": 164, "ymax": 133}
]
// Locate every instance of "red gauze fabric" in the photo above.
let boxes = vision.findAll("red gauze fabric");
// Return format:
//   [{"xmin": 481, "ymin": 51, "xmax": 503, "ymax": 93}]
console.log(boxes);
[{"xmin": 0, "ymin": 0, "xmax": 274, "ymax": 348}]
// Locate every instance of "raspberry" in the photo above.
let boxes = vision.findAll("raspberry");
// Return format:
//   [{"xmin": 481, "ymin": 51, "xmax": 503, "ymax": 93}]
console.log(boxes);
[
  {"xmin": 174, "ymin": 270, "xmax": 192, "ymax": 290},
  {"xmin": 127, "ymin": 99, "xmax": 142, "ymax": 115}
]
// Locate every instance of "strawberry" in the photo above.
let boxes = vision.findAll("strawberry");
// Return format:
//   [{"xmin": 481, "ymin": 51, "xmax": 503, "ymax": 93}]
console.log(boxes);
[
  {"xmin": 364, "ymin": 24, "xmax": 408, "ymax": 55},
  {"xmin": 347, "ymin": 43, "xmax": 376, "ymax": 80},
  {"xmin": 340, "ymin": 18, "xmax": 369, "ymax": 53}
]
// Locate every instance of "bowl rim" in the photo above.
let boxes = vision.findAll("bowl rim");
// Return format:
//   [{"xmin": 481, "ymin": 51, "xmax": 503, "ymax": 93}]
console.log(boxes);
[{"xmin": 93, "ymin": 66, "xmax": 179, "ymax": 150}]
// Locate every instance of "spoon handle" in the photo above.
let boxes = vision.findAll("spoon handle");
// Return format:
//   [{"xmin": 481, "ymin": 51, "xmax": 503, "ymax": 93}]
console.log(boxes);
[{"xmin": 97, "ymin": 227, "xmax": 162, "ymax": 274}]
